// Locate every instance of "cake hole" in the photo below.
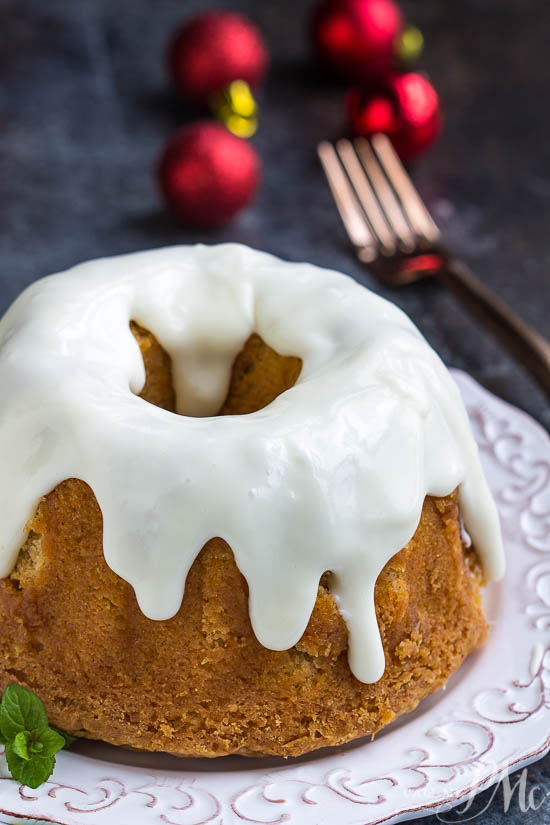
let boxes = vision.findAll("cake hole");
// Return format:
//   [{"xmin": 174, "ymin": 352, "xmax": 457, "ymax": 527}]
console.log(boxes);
[
  {"xmin": 9, "ymin": 529, "xmax": 45, "ymax": 588},
  {"xmin": 130, "ymin": 321, "xmax": 302, "ymax": 416},
  {"xmin": 130, "ymin": 321, "xmax": 176, "ymax": 413},
  {"xmin": 319, "ymin": 570, "xmax": 333, "ymax": 592}
]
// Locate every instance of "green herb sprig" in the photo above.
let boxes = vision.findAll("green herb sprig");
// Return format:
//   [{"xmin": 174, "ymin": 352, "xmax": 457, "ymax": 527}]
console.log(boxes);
[{"xmin": 0, "ymin": 683, "xmax": 75, "ymax": 788}]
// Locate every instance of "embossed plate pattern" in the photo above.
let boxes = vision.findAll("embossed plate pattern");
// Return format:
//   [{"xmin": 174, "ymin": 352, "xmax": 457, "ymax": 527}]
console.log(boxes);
[{"xmin": 1, "ymin": 371, "xmax": 549, "ymax": 825}]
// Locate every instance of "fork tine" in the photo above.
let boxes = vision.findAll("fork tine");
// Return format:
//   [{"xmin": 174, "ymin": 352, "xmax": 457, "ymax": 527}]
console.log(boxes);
[
  {"xmin": 353, "ymin": 137, "xmax": 416, "ymax": 252},
  {"xmin": 317, "ymin": 141, "xmax": 377, "ymax": 259},
  {"xmin": 371, "ymin": 133, "xmax": 440, "ymax": 244},
  {"xmin": 335, "ymin": 139, "xmax": 395, "ymax": 254}
]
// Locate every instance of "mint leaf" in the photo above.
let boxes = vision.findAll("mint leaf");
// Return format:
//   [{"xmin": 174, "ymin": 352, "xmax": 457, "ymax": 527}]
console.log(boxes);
[
  {"xmin": 51, "ymin": 726, "xmax": 76, "ymax": 748},
  {"xmin": 32, "ymin": 727, "xmax": 64, "ymax": 758},
  {"xmin": 5, "ymin": 742, "xmax": 55, "ymax": 789},
  {"xmin": 0, "ymin": 684, "xmax": 47, "ymax": 740},
  {"xmin": 0, "ymin": 684, "xmax": 76, "ymax": 789},
  {"xmin": 12, "ymin": 730, "xmax": 31, "ymax": 760}
]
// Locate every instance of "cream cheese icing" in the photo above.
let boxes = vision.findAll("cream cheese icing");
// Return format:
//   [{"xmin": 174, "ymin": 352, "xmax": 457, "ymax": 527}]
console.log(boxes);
[{"xmin": 0, "ymin": 244, "xmax": 505, "ymax": 683}]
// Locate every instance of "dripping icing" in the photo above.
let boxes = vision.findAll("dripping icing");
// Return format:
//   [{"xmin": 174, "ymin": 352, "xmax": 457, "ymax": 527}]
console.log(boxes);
[{"xmin": 0, "ymin": 244, "xmax": 505, "ymax": 683}]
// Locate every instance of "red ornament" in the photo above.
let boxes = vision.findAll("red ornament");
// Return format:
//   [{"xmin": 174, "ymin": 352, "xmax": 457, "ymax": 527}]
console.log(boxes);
[
  {"xmin": 347, "ymin": 72, "xmax": 442, "ymax": 160},
  {"xmin": 168, "ymin": 11, "xmax": 269, "ymax": 104},
  {"xmin": 158, "ymin": 122, "xmax": 261, "ymax": 227},
  {"xmin": 312, "ymin": 0, "xmax": 403, "ymax": 82}
]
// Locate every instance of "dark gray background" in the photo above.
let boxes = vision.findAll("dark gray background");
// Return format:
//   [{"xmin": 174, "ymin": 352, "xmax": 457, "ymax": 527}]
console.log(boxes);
[{"xmin": 0, "ymin": 0, "xmax": 549, "ymax": 822}]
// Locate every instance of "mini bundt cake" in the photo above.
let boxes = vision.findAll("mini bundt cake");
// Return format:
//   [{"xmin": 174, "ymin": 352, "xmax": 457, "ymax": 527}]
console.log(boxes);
[{"xmin": 0, "ymin": 244, "xmax": 504, "ymax": 758}]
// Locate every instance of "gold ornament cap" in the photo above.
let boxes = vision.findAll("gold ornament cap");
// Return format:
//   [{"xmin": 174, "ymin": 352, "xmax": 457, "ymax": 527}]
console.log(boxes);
[
  {"xmin": 395, "ymin": 25, "xmax": 424, "ymax": 65},
  {"xmin": 209, "ymin": 80, "xmax": 258, "ymax": 138}
]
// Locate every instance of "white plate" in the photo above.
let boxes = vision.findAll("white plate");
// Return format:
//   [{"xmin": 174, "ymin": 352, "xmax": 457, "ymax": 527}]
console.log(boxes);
[{"xmin": 1, "ymin": 371, "xmax": 549, "ymax": 825}]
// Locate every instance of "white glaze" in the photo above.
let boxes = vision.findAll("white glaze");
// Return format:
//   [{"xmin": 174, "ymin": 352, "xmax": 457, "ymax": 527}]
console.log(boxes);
[{"xmin": 0, "ymin": 244, "xmax": 505, "ymax": 683}]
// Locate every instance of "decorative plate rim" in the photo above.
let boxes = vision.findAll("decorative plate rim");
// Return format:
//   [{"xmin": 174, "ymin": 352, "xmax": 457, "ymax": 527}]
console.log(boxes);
[{"xmin": 1, "ymin": 370, "xmax": 549, "ymax": 825}]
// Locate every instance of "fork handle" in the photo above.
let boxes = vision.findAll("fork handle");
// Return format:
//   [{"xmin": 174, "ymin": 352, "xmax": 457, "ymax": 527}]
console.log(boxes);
[{"xmin": 438, "ymin": 258, "xmax": 550, "ymax": 397}]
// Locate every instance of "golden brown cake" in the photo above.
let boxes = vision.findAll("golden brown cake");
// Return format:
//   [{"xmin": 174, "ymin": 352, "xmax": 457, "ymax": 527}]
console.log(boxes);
[{"xmin": 0, "ymin": 324, "xmax": 489, "ymax": 758}]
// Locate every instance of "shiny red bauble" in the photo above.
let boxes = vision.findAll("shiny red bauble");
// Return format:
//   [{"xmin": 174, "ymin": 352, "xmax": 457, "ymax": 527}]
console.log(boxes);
[
  {"xmin": 158, "ymin": 122, "xmax": 261, "ymax": 227},
  {"xmin": 347, "ymin": 72, "xmax": 442, "ymax": 160},
  {"xmin": 312, "ymin": 0, "xmax": 403, "ymax": 81},
  {"xmin": 168, "ymin": 11, "xmax": 269, "ymax": 104}
]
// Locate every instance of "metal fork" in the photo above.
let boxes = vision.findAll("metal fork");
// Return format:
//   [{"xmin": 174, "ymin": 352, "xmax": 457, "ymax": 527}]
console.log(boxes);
[{"xmin": 318, "ymin": 133, "xmax": 550, "ymax": 398}]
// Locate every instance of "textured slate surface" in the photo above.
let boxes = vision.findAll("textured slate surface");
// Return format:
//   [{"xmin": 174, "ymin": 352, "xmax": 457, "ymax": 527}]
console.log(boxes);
[{"xmin": 0, "ymin": 0, "xmax": 549, "ymax": 822}]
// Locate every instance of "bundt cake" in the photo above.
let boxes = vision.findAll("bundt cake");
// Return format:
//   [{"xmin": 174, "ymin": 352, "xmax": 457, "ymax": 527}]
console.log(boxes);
[{"xmin": 0, "ymin": 244, "xmax": 504, "ymax": 757}]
